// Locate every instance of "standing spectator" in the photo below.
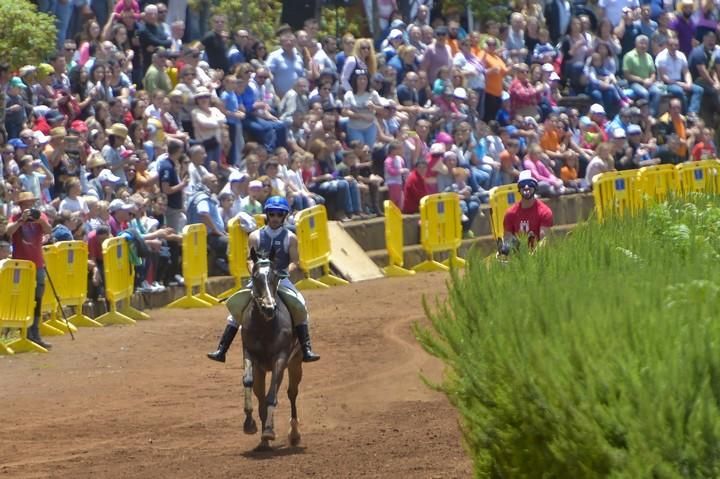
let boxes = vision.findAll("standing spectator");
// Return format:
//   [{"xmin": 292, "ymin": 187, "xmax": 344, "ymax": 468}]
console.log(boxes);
[
  {"xmin": 191, "ymin": 87, "xmax": 226, "ymax": 167},
  {"xmin": 599, "ymin": 0, "xmax": 639, "ymax": 27},
  {"xmin": 143, "ymin": 50, "xmax": 172, "ymax": 96},
  {"xmin": 138, "ymin": 4, "xmax": 171, "ymax": 77},
  {"xmin": 454, "ymin": 38, "xmax": 486, "ymax": 119},
  {"xmin": 343, "ymin": 69, "xmax": 382, "ymax": 148},
  {"xmin": 509, "ymin": 63, "xmax": 541, "ymax": 118},
  {"xmin": 655, "ymin": 37, "xmax": 703, "ymax": 115},
  {"xmin": 202, "ymin": 14, "xmax": 230, "ymax": 73},
  {"xmin": 672, "ymin": 0, "xmax": 697, "ymax": 57},
  {"xmin": 623, "ymin": 35, "xmax": 661, "ymax": 115},
  {"xmin": 228, "ymin": 29, "xmax": 250, "ymax": 69},
  {"xmin": 480, "ymin": 37, "xmax": 508, "ymax": 122},
  {"xmin": 689, "ymin": 30, "xmax": 720, "ymax": 113},
  {"xmin": 267, "ymin": 27, "xmax": 305, "ymax": 99},
  {"xmin": 402, "ymin": 159, "xmax": 428, "ymax": 214},
  {"xmin": 6, "ymin": 191, "xmax": 53, "ymax": 348},
  {"xmin": 340, "ymin": 38, "xmax": 378, "ymax": 93},
  {"xmin": 157, "ymin": 140, "xmax": 187, "ymax": 232},
  {"xmin": 420, "ymin": 26, "xmax": 453, "ymax": 84},
  {"xmin": 384, "ymin": 140, "xmax": 408, "ymax": 208}
]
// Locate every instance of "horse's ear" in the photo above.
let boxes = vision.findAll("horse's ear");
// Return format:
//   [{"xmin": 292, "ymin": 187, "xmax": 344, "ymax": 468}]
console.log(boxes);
[{"xmin": 250, "ymin": 247, "xmax": 258, "ymax": 263}]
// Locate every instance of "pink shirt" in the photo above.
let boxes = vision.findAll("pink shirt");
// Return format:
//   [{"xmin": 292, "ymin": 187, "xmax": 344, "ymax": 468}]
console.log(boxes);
[
  {"xmin": 113, "ymin": 0, "xmax": 140, "ymax": 18},
  {"xmin": 523, "ymin": 158, "xmax": 562, "ymax": 187}
]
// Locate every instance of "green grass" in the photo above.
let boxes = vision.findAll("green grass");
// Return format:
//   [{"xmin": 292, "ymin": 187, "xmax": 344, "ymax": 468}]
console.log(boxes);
[{"xmin": 416, "ymin": 195, "xmax": 720, "ymax": 478}]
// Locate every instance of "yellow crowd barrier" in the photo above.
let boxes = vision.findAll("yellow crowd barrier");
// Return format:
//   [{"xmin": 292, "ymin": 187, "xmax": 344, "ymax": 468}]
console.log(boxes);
[
  {"xmin": 294, "ymin": 205, "xmax": 348, "ymax": 290},
  {"xmin": 39, "ymin": 245, "xmax": 71, "ymax": 337},
  {"xmin": 677, "ymin": 160, "xmax": 720, "ymax": 195},
  {"xmin": 413, "ymin": 193, "xmax": 466, "ymax": 272},
  {"xmin": 217, "ymin": 217, "xmax": 251, "ymax": 300},
  {"xmin": 382, "ymin": 200, "xmax": 415, "ymax": 277},
  {"xmin": 488, "ymin": 184, "xmax": 520, "ymax": 240},
  {"xmin": 637, "ymin": 164, "xmax": 679, "ymax": 207},
  {"xmin": 167, "ymin": 223, "xmax": 220, "ymax": 308},
  {"xmin": 0, "ymin": 259, "xmax": 47, "ymax": 354},
  {"xmin": 592, "ymin": 169, "xmax": 642, "ymax": 221},
  {"xmin": 97, "ymin": 236, "xmax": 150, "ymax": 324}
]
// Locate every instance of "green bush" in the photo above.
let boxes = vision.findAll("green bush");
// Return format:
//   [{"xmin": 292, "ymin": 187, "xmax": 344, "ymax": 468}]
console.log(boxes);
[
  {"xmin": 416, "ymin": 196, "xmax": 720, "ymax": 478},
  {"xmin": 210, "ymin": 0, "xmax": 283, "ymax": 47},
  {"xmin": 0, "ymin": 0, "xmax": 57, "ymax": 70}
]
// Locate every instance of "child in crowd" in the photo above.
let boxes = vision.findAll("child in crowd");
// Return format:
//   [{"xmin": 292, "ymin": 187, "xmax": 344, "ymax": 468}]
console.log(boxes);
[
  {"xmin": 691, "ymin": 128, "xmax": 716, "ymax": 161},
  {"xmin": 432, "ymin": 66, "xmax": 451, "ymax": 97},
  {"xmin": 264, "ymin": 159, "xmax": 287, "ymax": 198},
  {"xmin": 384, "ymin": 140, "xmax": 408, "ymax": 208},
  {"xmin": 218, "ymin": 192, "xmax": 235, "ymax": 228},
  {"xmin": 532, "ymin": 28, "xmax": 558, "ymax": 64},
  {"xmin": 499, "ymin": 139, "xmax": 522, "ymax": 185},
  {"xmin": 585, "ymin": 142, "xmax": 615, "ymax": 186},
  {"xmin": 286, "ymin": 152, "xmax": 319, "ymax": 211},
  {"xmin": 5, "ymin": 78, "xmax": 28, "ymax": 139},
  {"xmin": 240, "ymin": 180, "xmax": 264, "ymax": 215},
  {"xmin": 560, "ymin": 153, "xmax": 588, "ymax": 192},
  {"xmin": 447, "ymin": 167, "xmax": 481, "ymax": 236},
  {"xmin": 18, "ymin": 155, "xmax": 52, "ymax": 203},
  {"xmin": 58, "ymin": 177, "xmax": 90, "ymax": 216}
]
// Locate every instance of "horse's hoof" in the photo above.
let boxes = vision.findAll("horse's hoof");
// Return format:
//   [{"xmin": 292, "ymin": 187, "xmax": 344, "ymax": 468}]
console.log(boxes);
[
  {"xmin": 261, "ymin": 429, "xmax": 276, "ymax": 441},
  {"xmin": 288, "ymin": 431, "xmax": 301, "ymax": 447},
  {"xmin": 254, "ymin": 440, "xmax": 272, "ymax": 452},
  {"xmin": 243, "ymin": 418, "xmax": 258, "ymax": 435}
]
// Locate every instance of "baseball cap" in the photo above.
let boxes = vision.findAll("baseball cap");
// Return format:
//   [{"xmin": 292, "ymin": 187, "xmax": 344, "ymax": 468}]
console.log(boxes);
[
  {"xmin": 33, "ymin": 130, "xmax": 50, "ymax": 145},
  {"xmin": 627, "ymin": 124, "xmax": 642, "ymax": 135},
  {"xmin": 453, "ymin": 87, "xmax": 468, "ymax": 100},
  {"xmin": 501, "ymin": 91, "xmax": 510, "ymax": 101},
  {"xmin": 70, "ymin": 120, "xmax": 89, "ymax": 133},
  {"xmin": 430, "ymin": 143, "xmax": 446, "ymax": 155},
  {"xmin": 108, "ymin": 199, "xmax": 134, "ymax": 213},
  {"xmin": 541, "ymin": 63, "xmax": 554, "ymax": 73},
  {"xmin": 97, "ymin": 169, "xmax": 122, "ymax": 184},
  {"xmin": 613, "ymin": 128, "xmax": 627, "ymax": 139},
  {"xmin": 8, "ymin": 138, "xmax": 28, "ymax": 149},
  {"xmin": 9, "ymin": 77, "xmax": 27, "ymax": 89},
  {"xmin": 249, "ymin": 180, "xmax": 263, "ymax": 189},
  {"xmin": 45, "ymin": 110, "xmax": 65, "ymax": 124},
  {"xmin": 590, "ymin": 103, "xmax": 606, "ymax": 115},
  {"xmin": 229, "ymin": 170, "xmax": 249, "ymax": 183},
  {"xmin": 388, "ymin": 29, "xmax": 404, "ymax": 40}
]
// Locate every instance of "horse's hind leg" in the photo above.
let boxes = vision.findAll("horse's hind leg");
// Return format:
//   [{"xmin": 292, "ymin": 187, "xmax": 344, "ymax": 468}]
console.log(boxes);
[
  {"xmin": 287, "ymin": 355, "xmax": 303, "ymax": 447},
  {"xmin": 262, "ymin": 356, "xmax": 288, "ymax": 442},
  {"xmin": 242, "ymin": 353, "xmax": 257, "ymax": 435}
]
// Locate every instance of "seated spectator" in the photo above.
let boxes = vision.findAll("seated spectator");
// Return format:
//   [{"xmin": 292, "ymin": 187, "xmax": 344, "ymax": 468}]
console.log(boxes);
[
  {"xmin": 653, "ymin": 99, "xmax": 692, "ymax": 164},
  {"xmin": 446, "ymin": 167, "xmax": 480, "ymax": 237},
  {"xmin": 622, "ymin": 35, "xmax": 661, "ymax": 116},
  {"xmin": 523, "ymin": 143, "xmax": 565, "ymax": 197},
  {"xmin": 58, "ymin": 177, "xmax": 89, "ymax": 215},
  {"xmin": 336, "ymin": 151, "xmax": 375, "ymax": 217},
  {"xmin": 655, "ymin": 37, "xmax": 703, "ymax": 115},
  {"xmin": 240, "ymin": 180, "xmax": 264, "ymax": 215},
  {"xmin": 186, "ymin": 174, "xmax": 228, "ymax": 274},
  {"xmin": 585, "ymin": 142, "xmax": 615, "ymax": 186},
  {"xmin": 286, "ymin": 153, "xmax": 321, "ymax": 211},
  {"xmin": 691, "ymin": 127, "xmax": 716, "ymax": 161}
]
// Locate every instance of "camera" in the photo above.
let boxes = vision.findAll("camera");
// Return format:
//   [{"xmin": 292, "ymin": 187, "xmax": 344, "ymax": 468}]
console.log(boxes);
[{"xmin": 28, "ymin": 208, "xmax": 41, "ymax": 221}]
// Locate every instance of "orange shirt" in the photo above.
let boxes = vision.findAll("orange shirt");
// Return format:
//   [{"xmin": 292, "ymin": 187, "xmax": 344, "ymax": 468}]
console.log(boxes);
[
  {"xmin": 448, "ymin": 38, "xmax": 460, "ymax": 56},
  {"xmin": 481, "ymin": 52, "xmax": 508, "ymax": 97},
  {"xmin": 672, "ymin": 116, "xmax": 687, "ymax": 157},
  {"xmin": 540, "ymin": 129, "xmax": 561, "ymax": 152},
  {"xmin": 560, "ymin": 165, "xmax": 578, "ymax": 182}
]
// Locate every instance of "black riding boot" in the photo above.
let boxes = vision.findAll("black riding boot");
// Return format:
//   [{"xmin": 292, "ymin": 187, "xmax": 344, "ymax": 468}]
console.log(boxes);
[
  {"xmin": 207, "ymin": 324, "xmax": 238, "ymax": 363},
  {"xmin": 295, "ymin": 324, "xmax": 320, "ymax": 362}
]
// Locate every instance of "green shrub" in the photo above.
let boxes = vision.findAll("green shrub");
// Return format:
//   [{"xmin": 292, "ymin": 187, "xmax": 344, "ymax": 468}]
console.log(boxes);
[
  {"xmin": 416, "ymin": 196, "xmax": 720, "ymax": 478},
  {"xmin": 0, "ymin": 0, "xmax": 57, "ymax": 70}
]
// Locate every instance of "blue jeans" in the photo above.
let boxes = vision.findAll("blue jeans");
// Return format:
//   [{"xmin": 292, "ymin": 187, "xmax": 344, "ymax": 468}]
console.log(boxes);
[
  {"xmin": 313, "ymin": 179, "xmax": 358, "ymax": 216},
  {"xmin": 346, "ymin": 123, "xmax": 378, "ymax": 148},
  {"xmin": 629, "ymin": 82, "xmax": 662, "ymax": 116},
  {"xmin": 588, "ymin": 84, "xmax": 623, "ymax": 118},
  {"xmin": 459, "ymin": 199, "xmax": 480, "ymax": 232},
  {"xmin": 243, "ymin": 116, "xmax": 287, "ymax": 153},
  {"xmin": 666, "ymin": 83, "xmax": 704, "ymax": 114},
  {"xmin": 54, "ymin": 0, "xmax": 74, "ymax": 49}
]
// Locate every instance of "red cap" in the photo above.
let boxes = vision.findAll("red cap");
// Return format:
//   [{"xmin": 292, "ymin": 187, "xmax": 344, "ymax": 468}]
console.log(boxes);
[{"xmin": 70, "ymin": 120, "xmax": 88, "ymax": 133}]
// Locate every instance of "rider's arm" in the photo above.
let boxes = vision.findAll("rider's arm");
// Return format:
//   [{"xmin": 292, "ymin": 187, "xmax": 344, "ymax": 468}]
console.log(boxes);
[
  {"xmin": 246, "ymin": 231, "xmax": 259, "ymax": 273},
  {"xmin": 288, "ymin": 233, "xmax": 300, "ymax": 274}
]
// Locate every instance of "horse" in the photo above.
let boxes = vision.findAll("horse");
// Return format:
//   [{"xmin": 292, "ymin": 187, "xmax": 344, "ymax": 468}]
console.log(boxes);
[{"xmin": 241, "ymin": 248, "xmax": 303, "ymax": 450}]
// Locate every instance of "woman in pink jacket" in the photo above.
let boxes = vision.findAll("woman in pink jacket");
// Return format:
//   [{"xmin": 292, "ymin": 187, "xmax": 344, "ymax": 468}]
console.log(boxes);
[{"xmin": 522, "ymin": 144, "xmax": 565, "ymax": 197}]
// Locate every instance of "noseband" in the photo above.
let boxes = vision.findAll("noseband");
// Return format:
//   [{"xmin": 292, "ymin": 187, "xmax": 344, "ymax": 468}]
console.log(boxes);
[{"xmin": 252, "ymin": 259, "xmax": 278, "ymax": 317}]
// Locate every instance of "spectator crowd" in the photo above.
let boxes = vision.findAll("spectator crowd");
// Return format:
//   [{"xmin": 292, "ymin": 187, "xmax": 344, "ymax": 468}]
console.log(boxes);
[{"xmin": 1, "ymin": 0, "xmax": 719, "ymax": 307}]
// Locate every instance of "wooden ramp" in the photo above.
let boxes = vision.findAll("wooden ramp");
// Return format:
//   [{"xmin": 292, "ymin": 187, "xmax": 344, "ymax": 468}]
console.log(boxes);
[{"xmin": 328, "ymin": 222, "xmax": 384, "ymax": 282}]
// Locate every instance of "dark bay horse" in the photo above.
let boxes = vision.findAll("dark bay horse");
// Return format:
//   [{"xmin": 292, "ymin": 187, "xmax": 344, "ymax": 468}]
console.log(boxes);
[{"xmin": 241, "ymin": 248, "xmax": 303, "ymax": 450}]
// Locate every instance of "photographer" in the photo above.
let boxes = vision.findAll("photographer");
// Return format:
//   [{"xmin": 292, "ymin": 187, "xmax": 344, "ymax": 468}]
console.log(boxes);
[{"xmin": 5, "ymin": 191, "xmax": 53, "ymax": 349}]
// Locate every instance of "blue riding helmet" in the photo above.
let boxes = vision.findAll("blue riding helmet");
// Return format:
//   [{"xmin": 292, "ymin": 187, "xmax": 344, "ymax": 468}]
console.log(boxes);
[{"xmin": 264, "ymin": 195, "xmax": 291, "ymax": 214}]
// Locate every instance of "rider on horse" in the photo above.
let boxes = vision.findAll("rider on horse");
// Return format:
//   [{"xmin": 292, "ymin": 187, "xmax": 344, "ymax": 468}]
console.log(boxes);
[{"xmin": 207, "ymin": 196, "xmax": 321, "ymax": 363}]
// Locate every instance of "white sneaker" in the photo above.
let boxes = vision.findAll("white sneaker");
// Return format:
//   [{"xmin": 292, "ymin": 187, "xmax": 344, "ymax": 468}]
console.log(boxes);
[
  {"xmin": 461, "ymin": 214, "xmax": 470, "ymax": 223},
  {"xmin": 174, "ymin": 274, "xmax": 185, "ymax": 286},
  {"xmin": 151, "ymin": 282, "xmax": 166, "ymax": 292},
  {"xmin": 137, "ymin": 281, "xmax": 153, "ymax": 293}
]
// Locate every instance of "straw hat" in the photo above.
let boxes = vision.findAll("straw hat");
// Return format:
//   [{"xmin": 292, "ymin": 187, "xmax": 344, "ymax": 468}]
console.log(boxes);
[
  {"xmin": 86, "ymin": 152, "xmax": 107, "ymax": 170},
  {"xmin": 106, "ymin": 123, "xmax": 128, "ymax": 139},
  {"xmin": 17, "ymin": 191, "xmax": 37, "ymax": 203},
  {"xmin": 193, "ymin": 87, "xmax": 211, "ymax": 100}
]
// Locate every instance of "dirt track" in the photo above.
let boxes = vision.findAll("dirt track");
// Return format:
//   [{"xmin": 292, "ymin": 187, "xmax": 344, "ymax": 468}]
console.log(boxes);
[{"xmin": 0, "ymin": 273, "xmax": 472, "ymax": 478}]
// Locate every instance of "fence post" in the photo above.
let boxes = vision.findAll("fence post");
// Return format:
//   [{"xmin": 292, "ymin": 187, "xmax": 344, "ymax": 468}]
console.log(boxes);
[
  {"xmin": 217, "ymin": 217, "xmax": 251, "ymax": 300},
  {"xmin": 413, "ymin": 193, "xmax": 466, "ymax": 273},
  {"xmin": 167, "ymin": 223, "xmax": 220, "ymax": 308},
  {"xmin": 0, "ymin": 259, "xmax": 47, "ymax": 354},
  {"xmin": 294, "ymin": 205, "xmax": 349, "ymax": 290},
  {"xmin": 96, "ymin": 237, "xmax": 150, "ymax": 325},
  {"xmin": 382, "ymin": 200, "xmax": 415, "ymax": 277}
]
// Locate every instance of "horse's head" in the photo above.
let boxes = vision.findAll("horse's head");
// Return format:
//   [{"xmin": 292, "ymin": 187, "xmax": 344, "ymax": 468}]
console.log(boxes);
[{"xmin": 250, "ymin": 247, "xmax": 280, "ymax": 320}]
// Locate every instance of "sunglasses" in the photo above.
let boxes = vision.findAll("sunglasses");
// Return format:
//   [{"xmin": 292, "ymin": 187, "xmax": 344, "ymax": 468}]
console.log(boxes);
[{"xmin": 267, "ymin": 211, "xmax": 284, "ymax": 217}]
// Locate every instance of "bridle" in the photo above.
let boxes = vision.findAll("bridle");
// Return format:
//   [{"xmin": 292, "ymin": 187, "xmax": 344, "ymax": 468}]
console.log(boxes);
[{"xmin": 252, "ymin": 257, "xmax": 279, "ymax": 319}]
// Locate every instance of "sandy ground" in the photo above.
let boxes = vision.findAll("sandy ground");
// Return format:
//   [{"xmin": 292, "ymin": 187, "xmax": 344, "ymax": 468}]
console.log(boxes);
[{"xmin": 0, "ymin": 273, "xmax": 472, "ymax": 479}]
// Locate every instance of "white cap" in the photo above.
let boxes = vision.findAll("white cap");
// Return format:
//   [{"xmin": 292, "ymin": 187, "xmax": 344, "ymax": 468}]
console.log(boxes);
[
  {"xmin": 33, "ymin": 130, "xmax": 50, "ymax": 144},
  {"xmin": 549, "ymin": 72, "xmax": 560, "ymax": 81},
  {"xmin": 388, "ymin": 29, "xmax": 404, "ymax": 40},
  {"xmin": 501, "ymin": 91, "xmax": 510, "ymax": 101},
  {"xmin": 453, "ymin": 87, "xmax": 468, "ymax": 100},
  {"xmin": 590, "ymin": 103, "xmax": 606, "ymax": 115},
  {"xmin": 541, "ymin": 63, "xmax": 554, "ymax": 73},
  {"xmin": 108, "ymin": 198, "xmax": 134, "ymax": 213},
  {"xmin": 518, "ymin": 170, "xmax": 534, "ymax": 183},
  {"xmin": 229, "ymin": 170, "xmax": 249, "ymax": 183},
  {"xmin": 613, "ymin": 128, "xmax": 627, "ymax": 139},
  {"xmin": 430, "ymin": 143, "xmax": 446, "ymax": 155},
  {"xmin": 97, "ymin": 169, "xmax": 121, "ymax": 184},
  {"xmin": 248, "ymin": 180, "xmax": 263, "ymax": 189}
]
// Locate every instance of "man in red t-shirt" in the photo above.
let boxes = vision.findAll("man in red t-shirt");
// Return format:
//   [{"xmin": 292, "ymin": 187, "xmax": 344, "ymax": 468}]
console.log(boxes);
[
  {"xmin": 4, "ymin": 191, "xmax": 53, "ymax": 348},
  {"xmin": 501, "ymin": 170, "xmax": 553, "ymax": 254}
]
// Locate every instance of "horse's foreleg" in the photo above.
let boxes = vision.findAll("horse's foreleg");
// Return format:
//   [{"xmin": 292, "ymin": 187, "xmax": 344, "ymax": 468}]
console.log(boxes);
[
  {"xmin": 261, "ymin": 356, "xmax": 287, "ymax": 442},
  {"xmin": 287, "ymin": 355, "xmax": 303, "ymax": 446},
  {"xmin": 242, "ymin": 353, "xmax": 257, "ymax": 435}
]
